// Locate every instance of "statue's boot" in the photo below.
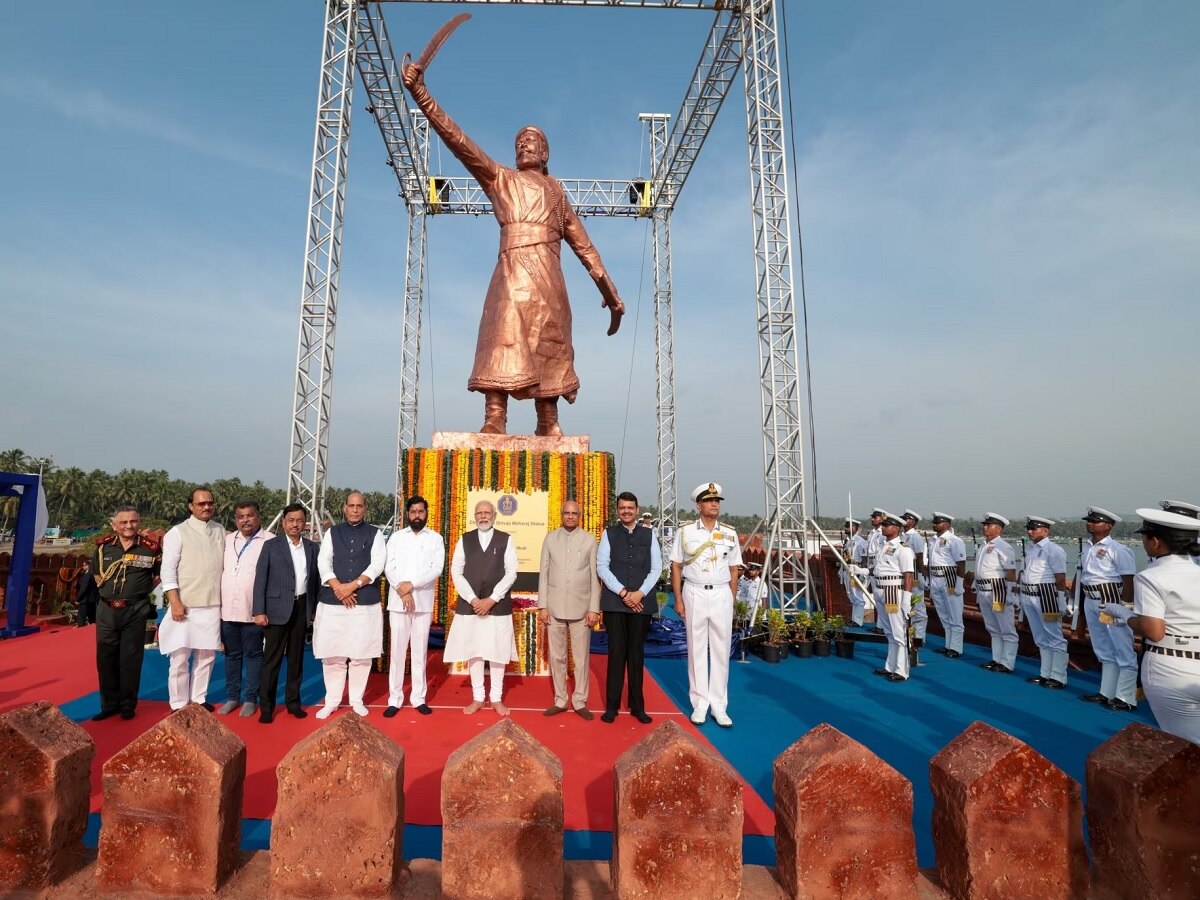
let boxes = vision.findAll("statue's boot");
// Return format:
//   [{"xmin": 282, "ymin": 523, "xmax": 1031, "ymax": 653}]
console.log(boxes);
[
  {"xmin": 481, "ymin": 392, "xmax": 508, "ymax": 434},
  {"xmin": 534, "ymin": 398, "xmax": 563, "ymax": 437}
]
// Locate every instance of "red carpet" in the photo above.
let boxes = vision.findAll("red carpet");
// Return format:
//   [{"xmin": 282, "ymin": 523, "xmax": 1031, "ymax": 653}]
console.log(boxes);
[{"xmin": 4, "ymin": 629, "xmax": 774, "ymax": 837}]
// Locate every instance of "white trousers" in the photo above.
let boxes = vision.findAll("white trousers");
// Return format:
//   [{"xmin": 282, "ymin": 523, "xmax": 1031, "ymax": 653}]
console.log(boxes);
[
  {"xmin": 387, "ymin": 610, "xmax": 432, "ymax": 708},
  {"xmin": 872, "ymin": 587, "xmax": 911, "ymax": 678},
  {"xmin": 977, "ymin": 585, "xmax": 1019, "ymax": 670},
  {"xmin": 1142, "ymin": 653, "xmax": 1200, "ymax": 745},
  {"xmin": 167, "ymin": 649, "xmax": 216, "ymax": 710},
  {"xmin": 468, "ymin": 659, "xmax": 506, "ymax": 703},
  {"xmin": 1021, "ymin": 589, "xmax": 1068, "ymax": 682},
  {"xmin": 929, "ymin": 577, "xmax": 965, "ymax": 653},
  {"xmin": 1084, "ymin": 597, "xmax": 1138, "ymax": 704},
  {"xmin": 682, "ymin": 582, "xmax": 733, "ymax": 716},
  {"xmin": 321, "ymin": 656, "xmax": 372, "ymax": 708},
  {"xmin": 910, "ymin": 590, "xmax": 929, "ymax": 640}
]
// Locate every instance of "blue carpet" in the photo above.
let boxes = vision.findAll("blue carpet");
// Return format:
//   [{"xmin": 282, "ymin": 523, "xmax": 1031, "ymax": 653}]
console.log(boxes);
[{"xmin": 648, "ymin": 628, "xmax": 1155, "ymax": 868}]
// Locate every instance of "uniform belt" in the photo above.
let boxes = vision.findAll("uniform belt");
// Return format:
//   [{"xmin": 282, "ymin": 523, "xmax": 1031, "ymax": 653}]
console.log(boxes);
[
  {"xmin": 931, "ymin": 567, "xmax": 956, "ymax": 577},
  {"xmin": 875, "ymin": 577, "xmax": 902, "ymax": 585},
  {"xmin": 688, "ymin": 582, "xmax": 723, "ymax": 590},
  {"xmin": 1082, "ymin": 583, "xmax": 1121, "ymax": 594},
  {"xmin": 1147, "ymin": 644, "xmax": 1200, "ymax": 660},
  {"xmin": 102, "ymin": 597, "xmax": 140, "ymax": 609},
  {"xmin": 1023, "ymin": 585, "xmax": 1056, "ymax": 595}
]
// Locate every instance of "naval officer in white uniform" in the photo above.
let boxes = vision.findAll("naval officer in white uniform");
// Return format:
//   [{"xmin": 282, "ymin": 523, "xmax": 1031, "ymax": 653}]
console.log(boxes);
[
  {"xmin": 871, "ymin": 511, "xmax": 916, "ymax": 682},
  {"xmin": 926, "ymin": 513, "xmax": 967, "ymax": 658},
  {"xmin": 975, "ymin": 513, "xmax": 1019, "ymax": 673},
  {"xmin": 1020, "ymin": 516, "xmax": 1069, "ymax": 689},
  {"xmin": 671, "ymin": 482, "xmax": 742, "ymax": 728},
  {"xmin": 1106, "ymin": 508, "xmax": 1200, "ymax": 745}
]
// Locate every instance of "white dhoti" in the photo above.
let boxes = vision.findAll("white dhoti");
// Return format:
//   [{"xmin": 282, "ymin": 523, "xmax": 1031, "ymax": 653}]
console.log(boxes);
[
  {"xmin": 444, "ymin": 612, "xmax": 517, "ymax": 704},
  {"xmin": 158, "ymin": 606, "xmax": 222, "ymax": 710},
  {"xmin": 313, "ymin": 603, "xmax": 383, "ymax": 714}
]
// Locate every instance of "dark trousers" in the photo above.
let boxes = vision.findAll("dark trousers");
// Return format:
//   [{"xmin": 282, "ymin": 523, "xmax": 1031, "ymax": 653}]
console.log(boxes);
[
  {"xmin": 605, "ymin": 611, "xmax": 651, "ymax": 714},
  {"xmin": 259, "ymin": 599, "xmax": 306, "ymax": 714},
  {"xmin": 95, "ymin": 598, "xmax": 151, "ymax": 714},
  {"xmin": 221, "ymin": 620, "xmax": 265, "ymax": 703}
]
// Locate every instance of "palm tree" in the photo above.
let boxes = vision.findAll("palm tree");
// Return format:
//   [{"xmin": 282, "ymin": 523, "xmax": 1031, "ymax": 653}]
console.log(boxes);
[
  {"xmin": 51, "ymin": 467, "xmax": 87, "ymax": 526},
  {"xmin": 0, "ymin": 448, "xmax": 31, "ymax": 473}
]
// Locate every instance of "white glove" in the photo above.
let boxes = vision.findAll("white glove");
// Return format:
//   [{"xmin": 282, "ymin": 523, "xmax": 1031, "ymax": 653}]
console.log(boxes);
[{"xmin": 1105, "ymin": 604, "xmax": 1135, "ymax": 624}]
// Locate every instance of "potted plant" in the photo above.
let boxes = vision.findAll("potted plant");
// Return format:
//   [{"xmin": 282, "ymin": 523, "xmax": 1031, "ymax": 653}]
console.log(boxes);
[
  {"xmin": 789, "ymin": 610, "xmax": 813, "ymax": 658},
  {"xmin": 733, "ymin": 599, "xmax": 751, "ymax": 633},
  {"xmin": 763, "ymin": 608, "xmax": 789, "ymax": 663},
  {"xmin": 830, "ymin": 613, "xmax": 855, "ymax": 658},
  {"xmin": 811, "ymin": 610, "xmax": 831, "ymax": 657}
]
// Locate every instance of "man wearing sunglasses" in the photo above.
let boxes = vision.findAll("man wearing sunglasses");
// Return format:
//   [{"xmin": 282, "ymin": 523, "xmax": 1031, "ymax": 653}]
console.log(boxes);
[{"xmin": 159, "ymin": 487, "xmax": 226, "ymax": 711}]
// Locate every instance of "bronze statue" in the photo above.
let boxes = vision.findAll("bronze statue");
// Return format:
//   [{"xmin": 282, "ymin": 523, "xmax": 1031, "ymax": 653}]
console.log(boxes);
[{"xmin": 402, "ymin": 30, "xmax": 625, "ymax": 437}]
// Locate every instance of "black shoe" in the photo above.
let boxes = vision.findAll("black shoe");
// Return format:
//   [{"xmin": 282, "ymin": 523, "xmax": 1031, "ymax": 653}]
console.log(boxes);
[
  {"xmin": 1106, "ymin": 698, "xmax": 1135, "ymax": 712},
  {"xmin": 1027, "ymin": 676, "xmax": 1048, "ymax": 685},
  {"xmin": 1080, "ymin": 693, "xmax": 1107, "ymax": 703},
  {"xmin": 600, "ymin": 710, "xmax": 617, "ymax": 723},
  {"xmin": 886, "ymin": 673, "xmax": 908, "ymax": 682},
  {"xmin": 870, "ymin": 627, "xmax": 885, "ymax": 635},
  {"xmin": 872, "ymin": 668, "xmax": 890, "ymax": 677},
  {"xmin": 120, "ymin": 710, "xmax": 135, "ymax": 720},
  {"xmin": 981, "ymin": 661, "xmax": 1000, "ymax": 670},
  {"xmin": 287, "ymin": 707, "xmax": 307, "ymax": 718},
  {"xmin": 933, "ymin": 647, "xmax": 949, "ymax": 655},
  {"xmin": 383, "ymin": 706, "xmax": 400, "ymax": 718},
  {"xmin": 1041, "ymin": 679, "xmax": 1066, "ymax": 690},
  {"xmin": 632, "ymin": 711, "xmax": 652, "ymax": 724},
  {"xmin": 944, "ymin": 650, "xmax": 962, "ymax": 659},
  {"xmin": 416, "ymin": 704, "xmax": 433, "ymax": 716},
  {"xmin": 92, "ymin": 709, "xmax": 120, "ymax": 722},
  {"xmin": 259, "ymin": 709, "xmax": 274, "ymax": 724},
  {"xmin": 993, "ymin": 665, "xmax": 1014, "ymax": 674},
  {"xmin": 200, "ymin": 702, "xmax": 216, "ymax": 712}
]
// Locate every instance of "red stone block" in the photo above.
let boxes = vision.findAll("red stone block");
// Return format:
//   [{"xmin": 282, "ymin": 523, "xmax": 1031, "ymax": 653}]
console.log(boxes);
[
  {"xmin": 0, "ymin": 701, "xmax": 94, "ymax": 891},
  {"xmin": 97, "ymin": 704, "xmax": 245, "ymax": 894},
  {"xmin": 272, "ymin": 714, "xmax": 405, "ymax": 896},
  {"xmin": 773, "ymin": 723, "xmax": 917, "ymax": 899},
  {"xmin": 1087, "ymin": 722, "xmax": 1200, "ymax": 900},
  {"xmin": 931, "ymin": 721, "xmax": 1088, "ymax": 899},
  {"xmin": 612, "ymin": 719, "xmax": 742, "ymax": 899},
  {"xmin": 442, "ymin": 718, "xmax": 563, "ymax": 900}
]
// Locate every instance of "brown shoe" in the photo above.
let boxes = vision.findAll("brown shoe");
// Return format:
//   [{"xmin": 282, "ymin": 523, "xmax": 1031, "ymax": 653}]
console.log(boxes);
[
  {"xmin": 481, "ymin": 391, "xmax": 508, "ymax": 435},
  {"xmin": 573, "ymin": 706, "xmax": 594, "ymax": 721},
  {"xmin": 543, "ymin": 705, "xmax": 568, "ymax": 716},
  {"xmin": 534, "ymin": 398, "xmax": 563, "ymax": 437}
]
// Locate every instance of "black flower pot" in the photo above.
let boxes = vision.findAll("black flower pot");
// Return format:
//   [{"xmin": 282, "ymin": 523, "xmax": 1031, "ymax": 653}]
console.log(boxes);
[
  {"xmin": 791, "ymin": 639, "xmax": 814, "ymax": 658},
  {"xmin": 813, "ymin": 638, "xmax": 832, "ymax": 657},
  {"xmin": 834, "ymin": 639, "xmax": 856, "ymax": 659},
  {"xmin": 762, "ymin": 643, "xmax": 783, "ymax": 663}
]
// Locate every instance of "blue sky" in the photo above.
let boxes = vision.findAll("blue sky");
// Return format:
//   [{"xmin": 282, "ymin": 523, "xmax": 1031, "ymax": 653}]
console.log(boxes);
[{"xmin": 3, "ymin": 1, "xmax": 1198, "ymax": 519}]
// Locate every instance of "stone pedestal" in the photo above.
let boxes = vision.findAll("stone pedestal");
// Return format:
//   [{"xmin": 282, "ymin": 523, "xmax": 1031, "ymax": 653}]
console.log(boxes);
[
  {"xmin": 612, "ymin": 720, "xmax": 743, "ymax": 899},
  {"xmin": 0, "ymin": 701, "xmax": 94, "ymax": 891},
  {"xmin": 441, "ymin": 719, "xmax": 563, "ymax": 900},
  {"xmin": 1087, "ymin": 722, "xmax": 1200, "ymax": 900},
  {"xmin": 97, "ymin": 705, "xmax": 245, "ymax": 894},
  {"xmin": 930, "ymin": 721, "xmax": 1087, "ymax": 899},
  {"xmin": 774, "ymin": 723, "xmax": 917, "ymax": 899},
  {"xmin": 433, "ymin": 431, "xmax": 591, "ymax": 454},
  {"xmin": 272, "ymin": 715, "xmax": 405, "ymax": 896}
]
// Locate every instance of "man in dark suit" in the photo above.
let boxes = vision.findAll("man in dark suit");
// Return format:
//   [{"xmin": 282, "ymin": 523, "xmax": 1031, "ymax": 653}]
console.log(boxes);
[
  {"xmin": 253, "ymin": 502, "xmax": 319, "ymax": 723},
  {"xmin": 76, "ymin": 559, "xmax": 101, "ymax": 626}
]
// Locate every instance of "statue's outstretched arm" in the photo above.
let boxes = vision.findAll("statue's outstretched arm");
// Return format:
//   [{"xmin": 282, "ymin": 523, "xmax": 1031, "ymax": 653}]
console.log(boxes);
[{"xmin": 402, "ymin": 64, "xmax": 500, "ymax": 192}]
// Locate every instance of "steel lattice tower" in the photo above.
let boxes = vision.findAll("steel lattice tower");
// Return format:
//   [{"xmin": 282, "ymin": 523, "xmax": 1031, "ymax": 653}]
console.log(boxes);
[{"xmin": 284, "ymin": 0, "xmax": 810, "ymax": 608}]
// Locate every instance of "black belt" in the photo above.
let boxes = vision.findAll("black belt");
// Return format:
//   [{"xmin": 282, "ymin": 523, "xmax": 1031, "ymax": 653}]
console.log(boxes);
[
  {"xmin": 1148, "ymin": 644, "xmax": 1200, "ymax": 660},
  {"xmin": 102, "ymin": 597, "xmax": 144, "ymax": 608}
]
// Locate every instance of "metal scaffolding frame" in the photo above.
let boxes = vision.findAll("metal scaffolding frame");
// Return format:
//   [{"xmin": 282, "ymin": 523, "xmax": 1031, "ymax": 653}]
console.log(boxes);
[{"xmin": 284, "ymin": 0, "xmax": 811, "ymax": 609}]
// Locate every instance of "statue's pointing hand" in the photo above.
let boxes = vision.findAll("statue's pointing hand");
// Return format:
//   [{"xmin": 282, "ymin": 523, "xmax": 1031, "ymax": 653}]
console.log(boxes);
[{"xmin": 597, "ymin": 272, "xmax": 625, "ymax": 336}]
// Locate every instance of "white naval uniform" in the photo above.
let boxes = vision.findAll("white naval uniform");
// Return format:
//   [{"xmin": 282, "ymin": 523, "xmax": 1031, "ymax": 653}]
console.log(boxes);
[
  {"xmin": 975, "ymin": 538, "xmax": 1018, "ymax": 670},
  {"xmin": 873, "ymin": 537, "xmax": 915, "ymax": 678},
  {"xmin": 865, "ymin": 526, "xmax": 886, "ymax": 626},
  {"xmin": 903, "ymin": 529, "xmax": 929, "ymax": 640},
  {"xmin": 383, "ymin": 526, "xmax": 446, "ymax": 709},
  {"xmin": 1134, "ymin": 555, "xmax": 1200, "ymax": 744},
  {"xmin": 671, "ymin": 519, "xmax": 742, "ymax": 718},
  {"xmin": 928, "ymin": 530, "xmax": 968, "ymax": 653},
  {"xmin": 843, "ymin": 533, "xmax": 870, "ymax": 626},
  {"xmin": 1080, "ymin": 536, "xmax": 1138, "ymax": 705},
  {"xmin": 1020, "ymin": 537, "xmax": 1069, "ymax": 683}
]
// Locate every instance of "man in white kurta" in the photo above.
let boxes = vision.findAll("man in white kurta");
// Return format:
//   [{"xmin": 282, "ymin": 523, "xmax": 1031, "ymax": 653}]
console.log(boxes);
[
  {"xmin": 159, "ymin": 487, "xmax": 226, "ymax": 710},
  {"xmin": 445, "ymin": 500, "xmax": 518, "ymax": 716},
  {"xmin": 315, "ymin": 492, "xmax": 386, "ymax": 718},
  {"xmin": 382, "ymin": 495, "xmax": 445, "ymax": 717},
  {"xmin": 671, "ymin": 482, "xmax": 742, "ymax": 728}
]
